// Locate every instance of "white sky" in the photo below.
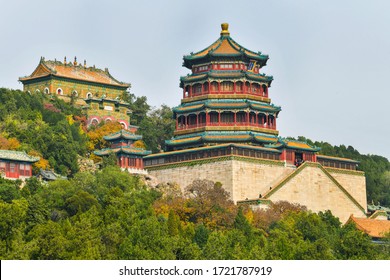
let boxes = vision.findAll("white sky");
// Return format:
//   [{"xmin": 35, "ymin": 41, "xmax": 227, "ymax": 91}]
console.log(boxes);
[{"xmin": 1, "ymin": 0, "xmax": 389, "ymax": 160}]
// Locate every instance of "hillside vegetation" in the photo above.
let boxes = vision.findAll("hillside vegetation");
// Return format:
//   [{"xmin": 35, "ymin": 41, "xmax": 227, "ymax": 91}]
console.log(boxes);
[
  {"xmin": 0, "ymin": 169, "xmax": 389, "ymax": 260},
  {"xmin": 0, "ymin": 87, "xmax": 389, "ymax": 259}
]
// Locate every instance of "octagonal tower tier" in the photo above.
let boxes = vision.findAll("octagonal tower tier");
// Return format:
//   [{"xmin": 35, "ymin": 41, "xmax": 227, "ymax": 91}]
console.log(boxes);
[{"xmin": 167, "ymin": 23, "xmax": 281, "ymax": 151}]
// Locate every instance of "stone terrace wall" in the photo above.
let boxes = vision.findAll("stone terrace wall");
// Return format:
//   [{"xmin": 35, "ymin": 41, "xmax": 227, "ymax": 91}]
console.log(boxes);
[
  {"xmin": 267, "ymin": 165, "xmax": 367, "ymax": 223},
  {"xmin": 147, "ymin": 158, "xmax": 367, "ymax": 223}
]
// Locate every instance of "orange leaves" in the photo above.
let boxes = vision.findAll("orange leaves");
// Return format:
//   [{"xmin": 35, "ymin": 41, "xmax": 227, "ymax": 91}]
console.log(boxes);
[{"xmin": 0, "ymin": 136, "xmax": 21, "ymax": 150}]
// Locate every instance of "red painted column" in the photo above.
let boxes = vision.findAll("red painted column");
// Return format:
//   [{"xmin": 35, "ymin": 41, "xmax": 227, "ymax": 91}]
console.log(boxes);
[
  {"xmin": 183, "ymin": 88, "xmax": 186, "ymax": 99},
  {"xmin": 218, "ymin": 111, "xmax": 221, "ymax": 124},
  {"xmin": 189, "ymin": 86, "xmax": 192, "ymax": 97},
  {"xmin": 206, "ymin": 111, "xmax": 210, "ymax": 125},
  {"xmin": 176, "ymin": 117, "xmax": 178, "ymax": 129},
  {"xmin": 255, "ymin": 113, "xmax": 258, "ymax": 126},
  {"xmin": 246, "ymin": 111, "xmax": 249, "ymax": 125},
  {"xmin": 281, "ymin": 150, "xmax": 286, "ymax": 161},
  {"xmin": 234, "ymin": 112, "xmax": 237, "ymax": 124},
  {"xmin": 233, "ymin": 81, "xmax": 236, "ymax": 92},
  {"xmin": 218, "ymin": 82, "xmax": 221, "ymax": 93},
  {"xmin": 208, "ymin": 81, "xmax": 211, "ymax": 93},
  {"xmin": 265, "ymin": 115, "xmax": 269, "ymax": 126},
  {"xmin": 273, "ymin": 116, "xmax": 276, "ymax": 129}
]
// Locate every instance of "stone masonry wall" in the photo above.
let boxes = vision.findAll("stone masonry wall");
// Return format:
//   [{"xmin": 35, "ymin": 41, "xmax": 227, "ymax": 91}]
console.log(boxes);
[
  {"xmin": 148, "ymin": 158, "xmax": 367, "ymax": 223},
  {"xmin": 268, "ymin": 166, "xmax": 367, "ymax": 223},
  {"xmin": 326, "ymin": 169, "xmax": 367, "ymax": 212},
  {"xmin": 231, "ymin": 160, "xmax": 293, "ymax": 201},
  {"xmin": 148, "ymin": 160, "xmax": 234, "ymax": 198}
]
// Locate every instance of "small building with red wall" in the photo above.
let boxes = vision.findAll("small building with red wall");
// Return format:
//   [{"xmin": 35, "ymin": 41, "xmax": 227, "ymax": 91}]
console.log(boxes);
[
  {"xmin": 94, "ymin": 129, "xmax": 151, "ymax": 174},
  {"xmin": 0, "ymin": 150, "xmax": 39, "ymax": 180}
]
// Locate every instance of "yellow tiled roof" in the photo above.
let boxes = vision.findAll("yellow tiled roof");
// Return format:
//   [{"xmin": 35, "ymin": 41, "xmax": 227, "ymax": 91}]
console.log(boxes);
[
  {"xmin": 348, "ymin": 215, "xmax": 390, "ymax": 238},
  {"xmin": 20, "ymin": 59, "xmax": 129, "ymax": 87},
  {"xmin": 285, "ymin": 141, "xmax": 313, "ymax": 149},
  {"xmin": 168, "ymin": 136, "xmax": 202, "ymax": 144},
  {"xmin": 213, "ymin": 39, "xmax": 240, "ymax": 54}
]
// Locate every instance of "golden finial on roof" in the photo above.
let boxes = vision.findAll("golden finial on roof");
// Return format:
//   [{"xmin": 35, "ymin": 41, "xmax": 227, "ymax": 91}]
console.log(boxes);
[
  {"xmin": 220, "ymin": 23, "xmax": 230, "ymax": 36},
  {"xmin": 74, "ymin": 56, "xmax": 77, "ymax": 66},
  {"xmin": 84, "ymin": 59, "xmax": 86, "ymax": 68},
  {"xmin": 64, "ymin": 56, "xmax": 67, "ymax": 64}
]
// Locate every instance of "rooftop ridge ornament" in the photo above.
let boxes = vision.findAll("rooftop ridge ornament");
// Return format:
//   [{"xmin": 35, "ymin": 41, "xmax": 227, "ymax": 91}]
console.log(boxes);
[{"xmin": 220, "ymin": 23, "xmax": 230, "ymax": 36}]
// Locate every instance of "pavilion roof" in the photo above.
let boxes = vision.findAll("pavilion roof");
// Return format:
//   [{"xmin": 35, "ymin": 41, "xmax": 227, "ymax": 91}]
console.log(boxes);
[
  {"xmin": 180, "ymin": 70, "xmax": 273, "ymax": 86},
  {"xmin": 94, "ymin": 146, "xmax": 151, "ymax": 157},
  {"xmin": 165, "ymin": 131, "xmax": 279, "ymax": 147},
  {"xmin": 103, "ymin": 129, "xmax": 142, "ymax": 141},
  {"xmin": 0, "ymin": 150, "xmax": 39, "ymax": 163},
  {"xmin": 183, "ymin": 23, "xmax": 269, "ymax": 69},
  {"xmin": 19, "ymin": 57, "xmax": 130, "ymax": 88},
  {"xmin": 317, "ymin": 154, "xmax": 359, "ymax": 163},
  {"xmin": 347, "ymin": 215, "xmax": 390, "ymax": 238},
  {"xmin": 173, "ymin": 99, "xmax": 281, "ymax": 114},
  {"xmin": 266, "ymin": 138, "xmax": 321, "ymax": 152}
]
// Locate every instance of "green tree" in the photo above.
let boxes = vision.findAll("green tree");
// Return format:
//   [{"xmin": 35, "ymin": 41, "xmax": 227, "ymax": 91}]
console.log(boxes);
[{"xmin": 0, "ymin": 199, "xmax": 28, "ymax": 256}]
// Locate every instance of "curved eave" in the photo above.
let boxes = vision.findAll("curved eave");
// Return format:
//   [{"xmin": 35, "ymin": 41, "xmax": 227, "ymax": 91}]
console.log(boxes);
[
  {"xmin": 19, "ymin": 73, "xmax": 129, "ymax": 89},
  {"xmin": 85, "ymin": 98, "xmax": 131, "ymax": 107},
  {"xmin": 317, "ymin": 155, "xmax": 359, "ymax": 163},
  {"xmin": 166, "ymin": 131, "xmax": 279, "ymax": 147},
  {"xmin": 286, "ymin": 146, "xmax": 321, "ymax": 152},
  {"xmin": 250, "ymin": 104, "xmax": 281, "ymax": 113},
  {"xmin": 173, "ymin": 104, "xmax": 205, "ymax": 113},
  {"xmin": 183, "ymin": 36, "xmax": 269, "ymax": 69},
  {"xmin": 174, "ymin": 99, "xmax": 281, "ymax": 115},
  {"xmin": 180, "ymin": 71, "xmax": 273, "ymax": 87},
  {"xmin": 202, "ymin": 135, "xmax": 252, "ymax": 142},
  {"xmin": 103, "ymin": 130, "xmax": 143, "ymax": 141},
  {"xmin": 94, "ymin": 147, "xmax": 151, "ymax": 156},
  {"xmin": 103, "ymin": 135, "xmax": 142, "ymax": 141},
  {"xmin": 121, "ymin": 148, "xmax": 152, "ymax": 156},
  {"xmin": 165, "ymin": 136, "xmax": 202, "ymax": 146}
]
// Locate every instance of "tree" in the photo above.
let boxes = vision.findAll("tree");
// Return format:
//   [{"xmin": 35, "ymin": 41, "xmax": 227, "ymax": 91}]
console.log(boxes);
[{"xmin": 0, "ymin": 199, "xmax": 28, "ymax": 256}]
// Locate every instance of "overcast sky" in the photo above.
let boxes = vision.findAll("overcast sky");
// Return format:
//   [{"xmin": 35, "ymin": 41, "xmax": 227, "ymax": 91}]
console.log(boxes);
[{"xmin": 1, "ymin": 0, "xmax": 389, "ymax": 160}]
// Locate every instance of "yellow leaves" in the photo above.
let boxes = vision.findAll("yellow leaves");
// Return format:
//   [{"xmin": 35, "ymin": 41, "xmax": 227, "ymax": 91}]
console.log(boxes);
[
  {"xmin": 89, "ymin": 153, "xmax": 102, "ymax": 163},
  {"xmin": 133, "ymin": 140, "xmax": 146, "ymax": 149},
  {"xmin": 245, "ymin": 208, "xmax": 254, "ymax": 224},
  {"xmin": 0, "ymin": 136, "xmax": 21, "ymax": 150},
  {"xmin": 29, "ymin": 150, "xmax": 50, "ymax": 170},
  {"xmin": 87, "ymin": 122, "xmax": 122, "ymax": 152},
  {"xmin": 66, "ymin": 115, "xmax": 75, "ymax": 125}
]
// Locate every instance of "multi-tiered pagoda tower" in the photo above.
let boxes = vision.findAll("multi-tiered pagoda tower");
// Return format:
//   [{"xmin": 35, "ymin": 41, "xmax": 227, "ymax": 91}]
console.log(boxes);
[
  {"xmin": 144, "ymin": 24, "xmax": 367, "ymax": 223},
  {"xmin": 167, "ymin": 23, "xmax": 280, "ymax": 150}
]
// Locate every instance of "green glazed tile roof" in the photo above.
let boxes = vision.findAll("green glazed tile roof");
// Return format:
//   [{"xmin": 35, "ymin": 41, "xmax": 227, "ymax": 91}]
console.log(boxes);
[
  {"xmin": 103, "ymin": 129, "xmax": 143, "ymax": 141},
  {"xmin": 145, "ymin": 143, "xmax": 281, "ymax": 159},
  {"xmin": 180, "ymin": 71, "xmax": 273, "ymax": 85},
  {"xmin": 173, "ymin": 99, "xmax": 281, "ymax": 114},
  {"xmin": 165, "ymin": 131, "xmax": 278, "ymax": 146},
  {"xmin": 317, "ymin": 154, "xmax": 359, "ymax": 163},
  {"xmin": 94, "ymin": 146, "xmax": 151, "ymax": 156},
  {"xmin": 0, "ymin": 150, "xmax": 39, "ymax": 163}
]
